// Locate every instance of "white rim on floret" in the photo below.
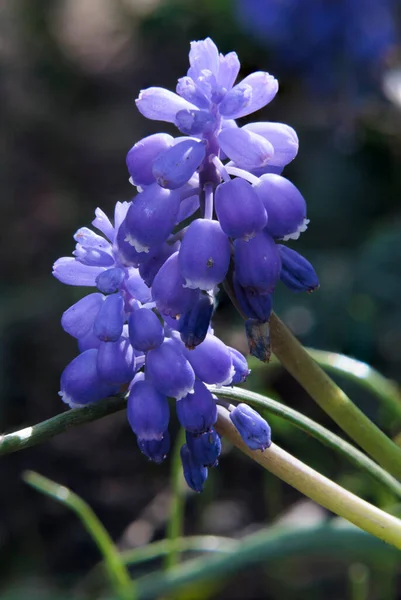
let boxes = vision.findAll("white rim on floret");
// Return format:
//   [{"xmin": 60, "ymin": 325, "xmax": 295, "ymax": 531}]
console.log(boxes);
[{"xmin": 282, "ymin": 218, "xmax": 310, "ymax": 241}]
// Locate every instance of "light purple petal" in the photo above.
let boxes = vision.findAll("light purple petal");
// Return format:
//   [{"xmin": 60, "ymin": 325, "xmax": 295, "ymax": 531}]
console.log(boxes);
[
  {"xmin": 219, "ymin": 84, "xmax": 252, "ymax": 118},
  {"xmin": 218, "ymin": 51, "xmax": 240, "ymax": 90},
  {"xmin": 114, "ymin": 201, "xmax": 130, "ymax": 236},
  {"xmin": 218, "ymin": 128, "xmax": 274, "ymax": 170},
  {"xmin": 176, "ymin": 77, "xmax": 210, "ymax": 109},
  {"xmin": 73, "ymin": 227, "xmax": 110, "ymax": 250},
  {"xmin": 188, "ymin": 38, "xmax": 220, "ymax": 80},
  {"xmin": 92, "ymin": 208, "xmax": 114, "ymax": 241},
  {"xmin": 227, "ymin": 72, "xmax": 278, "ymax": 119},
  {"xmin": 136, "ymin": 87, "xmax": 198, "ymax": 123},
  {"xmin": 243, "ymin": 122, "xmax": 299, "ymax": 167},
  {"xmin": 52, "ymin": 257, "xmax": 105, "ymax": 286}
]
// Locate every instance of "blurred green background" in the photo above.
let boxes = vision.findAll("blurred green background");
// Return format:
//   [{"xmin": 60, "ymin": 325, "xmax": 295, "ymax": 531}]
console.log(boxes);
[{"xmin": 1, "ymin": 0, "xmax": 401, "ymax": 598}]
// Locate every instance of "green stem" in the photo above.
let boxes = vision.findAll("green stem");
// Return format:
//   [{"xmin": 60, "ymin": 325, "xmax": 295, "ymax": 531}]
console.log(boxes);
[
  {"xmin": 164, "ymin": 428, "xmax": 187, "ymax": 571},
  {"xmin": 23, "ymin": 471, "xmax": 132, "ymax": 600},
  {"xmin": 264, "ymin": 348, "xmax": 401, "ymax": 422},
  {"xmin": 270, "ymin": 312, "xmax": 401, "ymax": 480},
  {"xmin": 0, "ymin": 394, "xmax": 126, "ymax": 456},
  {"xmin": 213, "ymin": 386, "xmax": 401, "ymax": 499},
  {"xmin": 215, "ymin": 407, "xmax": 401, "ymax": 549}
]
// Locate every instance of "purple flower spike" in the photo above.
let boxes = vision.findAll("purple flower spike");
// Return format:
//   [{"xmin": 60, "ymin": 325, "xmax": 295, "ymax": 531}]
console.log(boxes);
[
  {"xmin": 176, "ymin": 380, "xmax": 217, "ymax": 433},
  {"xmin": 152, "ymin": 252, "xmax": 200, "ymax": 318},
  {"xmin": 136, "ymin": 87, "xmax": 197, "ymax": 123},
  {"xmin": 278, "ymin": 245, "xmax": 319, "ymax": 293},
  {"xmin": 234, "ymin": 231, "xmax": 281, "ymax": 294},
  {"xmin": 215, "ymin": 178, "xmax": 267, "ymax": 239},
  {"xmin": 61, "ymin": 292, "xmax": 105, "ymax": 339},
  {"xmin": 147, "ymin": 338, "xmax": 195, "ymax": 400},
  {"xmin": 218, "ymin": 128, "xmax": 274, "ymax": 170},
  {"xmin": 243, "ymin": 122, "xmax": 298, "ymax": 167},
  {"xmin": 128, "ymin": 308, "xmax": 164, "ymax": 352},
  {"xmin": 59, "ymin": 349, "xmax": 117, "ymax": 408},
  {"xmin": 186, "ymin": 428, "xmax": 221, "ymax": 467},
  {"xmin": 126, "ymin": 133, "xmax": 174, "ymax": 187},
  {"xmin": 178, "ymin": 294, "xmax": 214, "ymax": 349},
  {"xmin": 138, "ymin": 432, "xmax": 170, "ymax": 464},
  {"xmin": 233, "ymin": 274, "xmax": 273, "ymax": 322},
  {"xmin": 152, "ymin": 139, "xmax": 206, "ymax": 190},
  {"xmin": 97, "ymin": 335, "xmax": 136, "ymax": 385},
  {"xmin": 178, "ymin": 219, "xmax": 231, "ymax": 290},
  {"xmin": 230, "ymin": 403, "xmax": 272, "ymax": 451},
  {"xmin": 180, "ymin": 444, "xmax": 208, "ymax": 493},
  {"xmin": 93, "ymin": 293, "xmax": 125, "ymax": 342},
  {"xmin": 223, "ymin": 71, "xmax": 278, "ymax": 119},
  {"xmin": 127, "ymin": 379, "xmax": 170, "ymax": 440},
  {"xmin": 184, "ymin": 333, "xmax": 234, "ymax": 386},
  {"xmin": 96, "ymin": 267, "xmax": 125, "ymax": 294},
  {"xmin": 124, "ymin": 184, "xmax": 181, "ymax": 253},
  {"xmin": 253, "ymin": 174, "xmax": 308, "ymax": 240},
  {"xmin": 228, "ymin": 347, "xmax": 251, "ymax": 384}
]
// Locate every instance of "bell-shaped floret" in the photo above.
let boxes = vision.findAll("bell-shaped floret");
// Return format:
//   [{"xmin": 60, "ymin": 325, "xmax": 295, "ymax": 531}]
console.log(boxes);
[
  {"xmin": 124, "ymin": 271, "xmax": 152, "ymax": 305},
  {"xmin": 176, "ymin": 380, "xmax": 217, "ymax": 433},
  {"xmin": 217, "ymin": 51, "xmax": 240, "ymax": 90},
  {"xmin": 233, "ymin": 274, "xmax": 273, "ymax": 322},
  {"xmin": 127, "ymin": 379, "xmax": 170, "ymax": 441},
  {"xmin": 124, "ymin": 185, "xmax": 181, "ymax": 253},
  {"xmin": 221, "ymin": 71, "xmax": 278, "ymax": 119},
  {"xmin": 230, "ymin": 403, "xmax": 272, "ymax": 451},
  {"xmin": 228, "ymin": 347, "xmax": 250, "ymax": 384},
  {"xmin": 152, "ymin": 252, "xmax": 200, "ymax": 318},
  {"xmin": 234, "ymin": 231, "xmax": 281, "ymax": 294},
  {"xmin": 253, "ymin": 174, "xmax": 308, "ymax": 240},
  {"xmin": 178, "ymin": 294, "xmax": 214, "ymax": 349},
  {"xmin": 215, "ymin": 178, "xmax": 267, "ymax": 239},
  {"xmin": 114, "ymin": 221, "xmax": 144, "ymax": 268},
  {"xmin": 147, "ymin": 338, "xmax": 195, "ymax": 400},
  {"xmin": 175, "ymin": 109, "xmax": 216, "ymax": 136},
  {"xmin": 152, "ymin": 139, "xmax": 206, "ymax": 190},
  {"xmin": 218, "ymin": 128, "xmax": 274, "ymax": 170},
  {"xmin": 180, "ymin": 444, "xmax": 208, "ymax": 493},
  {"xmin": 97, "ymin": 334, "xmax": 136, "ymax": 385},
  {"xmin": 59, "ymin": 349, "xmax": 117, "ymax": 408},
  {"xmin": 136, "ymin": 87, "xmax": 197, "ymax": 123},
  {"xmin": 73, "ymin": 245, "xmax": 114, "ymax": 268},
  {"xmin": 139, "ymin": 241, "xmax": 179, "ymax": 288},
  {"xmin": 93, "ymin": 293, "xmax": 125, "ymax": 342},
  {"xmin": 178, "ymin": 219, "xmax": 230, "ymax": 290},
  {"xmin": 126, "ymin": 133, "xmax": 173, "ymax": 187},
  {"xmin": 186, "ymin": 428, "xmax": 221, "ymax": 467},
  {"xmin": 78, "ymin": 328, "xmax": 102, "ymax": 352},
  {"xmin": 95, "ymin": 267, "xmax": 125, "ymax": 294},
  {"xmin": 128, "ymin": 308, "xmax": 164, "ymax": 352},
  {"xmin": 137, "ymin": 432, "xmax": 170, "ymax": 464},
  {"xmin": 278, "ymin": 245, "xmax": 319, "ymax": 293},
  {"xmin": 61, "ymin": 293, "xmax": 105, "ymax": 339},
  {"xmin": 243, "ymin": 122, "xmax": 298, "ymax": 167},
  {"xmin": 188, "ymin": 38, "xmax": 220, "ymax": 80},
  {"xmin": 176, "ymin": 76, "xmax": 210, "ymax": 109},
  {"xmin": 184, "ymin": 333, "xmax": 234, "ymax": 386}
]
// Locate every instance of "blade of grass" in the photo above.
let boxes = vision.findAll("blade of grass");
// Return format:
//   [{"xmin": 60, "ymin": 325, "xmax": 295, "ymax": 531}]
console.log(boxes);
[
  {"xmin": 164, "ymin": 427, "xmax": 187, "ymax": 571},
  {"xmin": 23, "ymin": 471, "xmax": 133, "ymax": 600}
]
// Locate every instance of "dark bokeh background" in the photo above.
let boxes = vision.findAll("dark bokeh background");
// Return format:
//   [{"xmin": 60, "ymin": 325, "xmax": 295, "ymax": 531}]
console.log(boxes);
[{"xmin": 2, "ymin": 1, "xmax": 401, "ymax": 598}]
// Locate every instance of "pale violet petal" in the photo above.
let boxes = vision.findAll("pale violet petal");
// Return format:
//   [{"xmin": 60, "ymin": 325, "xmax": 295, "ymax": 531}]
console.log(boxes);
[
  {"xmin": 218, "ymin": 127, "xmax": 274, "ymax": 170},
  {"xmin": 243, "ymin": 122, "xmax": 299, "ymax": 167},
  {"xmin": 188, "ymin": 38, "xmax": 220, "ymax": 80},
  {"xmin": 52, "ymin": 257, "xmax": 105, "ymax": 286},
  {"xmin": 92, "ymin": 207, "xmax": 114, "ymax": 241},
  {"xmin": 227, "ymin": 72, "xmax": 278, "ymax": 119},
  {"xmin": 218, "ymin": 51, "xmax": 240, "ymax": 90},
  {"xmin": 136, "ymin": 87, "xmax": 197, "ymax": 123}
]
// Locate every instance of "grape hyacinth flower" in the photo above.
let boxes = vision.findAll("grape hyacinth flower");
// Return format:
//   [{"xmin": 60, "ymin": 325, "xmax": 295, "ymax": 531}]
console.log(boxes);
[{"xmin": 54, "ymin": 38, "xmax": 319, "ymax": 491}]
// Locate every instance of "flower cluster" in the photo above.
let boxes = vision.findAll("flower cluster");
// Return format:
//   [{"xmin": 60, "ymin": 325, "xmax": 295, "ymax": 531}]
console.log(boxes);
[{"xmin": 53, "ymin": 38, "xmax": 318, "ymax": 491}]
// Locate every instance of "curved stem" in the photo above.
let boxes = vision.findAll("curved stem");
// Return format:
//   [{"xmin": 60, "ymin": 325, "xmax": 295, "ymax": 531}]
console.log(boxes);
[
  {"xmin": 164, "ymin": 428, "xmax": 187, "ymax": 570},
  {"xmin": 215, "ymin": 407, "xmax": 401, "ymax": 550},
  {"xmin": 213, "ymin": 387, "xmax": 401, "ymax": 498},
  {"xmin": 264, "ymin": 348, "xmax": 401, "ymax": 422},
  {"xmin": 23, "ymin": 471, "xmax": 133, "ymax": 600},
  {"xmin": 269, "ymin": 312, "xmax": 401, "ymax": 480}
]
